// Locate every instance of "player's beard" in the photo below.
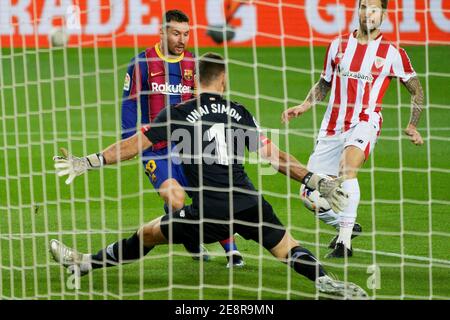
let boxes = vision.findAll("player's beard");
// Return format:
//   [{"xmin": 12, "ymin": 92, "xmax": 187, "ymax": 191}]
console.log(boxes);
[
  {"xmin": 169, "ymin": 43, "xmax": 185, "ymax": 56},
  {"xmin": 168, "ymin": 47, "xmax": 179, "ymax": 56},
  {"xmin": 360, "ymin": 17, "xmax": 383, "ymax": 35}
]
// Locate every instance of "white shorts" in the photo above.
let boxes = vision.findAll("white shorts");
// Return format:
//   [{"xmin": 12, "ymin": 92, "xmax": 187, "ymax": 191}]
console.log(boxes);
[{"xmin": 307, "ymin": 121, "xmax": 380, "ymax": 176}]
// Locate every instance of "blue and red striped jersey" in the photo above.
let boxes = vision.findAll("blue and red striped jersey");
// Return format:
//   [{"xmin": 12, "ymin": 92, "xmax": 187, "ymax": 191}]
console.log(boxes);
[{"xmin": 121, "ymin": 43, "xmax": 196, "ymax": 148}]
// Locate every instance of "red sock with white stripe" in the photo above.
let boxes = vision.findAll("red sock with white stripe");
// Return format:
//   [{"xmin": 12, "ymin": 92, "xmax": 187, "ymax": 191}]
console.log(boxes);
[{"xmin": 336, "ymin": 178, "xmax": 360, "ymax": 249}]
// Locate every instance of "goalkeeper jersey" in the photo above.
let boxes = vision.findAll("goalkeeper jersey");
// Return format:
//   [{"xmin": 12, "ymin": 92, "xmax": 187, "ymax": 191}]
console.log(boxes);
[
  {"xmin": 142, "ymin": 93, "xmax": 269, "ymax": 219},
  {"xmin": 320, "ymin": 31, "xmax": 416, "ymax": 137}
]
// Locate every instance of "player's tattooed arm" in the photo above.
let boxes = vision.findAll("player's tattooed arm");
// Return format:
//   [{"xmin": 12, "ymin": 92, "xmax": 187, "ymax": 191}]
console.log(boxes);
[
  {"xmin": 306, "ymin": 77, "xmax": 332, "ymax": 106},
  {"xmin": 403, "ymin": 76, "xmax": 424, "ymax": 127},
  {"xmin": 402, "ymin": 76, "xmax": 425, "ymax": 145}
]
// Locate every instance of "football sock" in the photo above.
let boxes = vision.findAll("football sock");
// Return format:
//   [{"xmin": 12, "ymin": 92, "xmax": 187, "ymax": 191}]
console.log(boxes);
[
  {"xmin": 288, "ymin": 246, "xmax": 326, "ymax": 281},
  {"xmin": 317, "ymin": 209, "xmax": 340, "ymax": 229},
  {"xmin": 336, "ymin": 178, "xmax": 360, "ymax": 249},
  {"xmin": 91, "ymin": 232, "xmax": 153, "ymax": 269},
  {"xmin": 219, "ymin": 237, "xmax": 238, "ymax": 253}
]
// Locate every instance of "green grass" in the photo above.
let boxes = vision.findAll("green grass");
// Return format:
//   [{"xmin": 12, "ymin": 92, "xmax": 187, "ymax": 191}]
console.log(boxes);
[{"xmin": 0, "ymin": 45, "xmax": 449, "ymax": 300}]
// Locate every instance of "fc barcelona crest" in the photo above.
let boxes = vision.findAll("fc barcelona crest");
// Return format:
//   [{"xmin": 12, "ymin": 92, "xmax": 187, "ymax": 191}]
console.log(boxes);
[{"xmin": 184, "ymin": 69, "xmax": 193, "ymax": 81}]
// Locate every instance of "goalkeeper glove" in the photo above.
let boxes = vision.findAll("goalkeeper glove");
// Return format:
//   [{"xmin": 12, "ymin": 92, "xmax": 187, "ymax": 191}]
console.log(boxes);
[
  {"xmin": 53, "ymin": 147, "xmax": 104, "ymax": 185},
  {"xmin": 303, "ymin": 173, "xmax": 349, "ymax": 212}
]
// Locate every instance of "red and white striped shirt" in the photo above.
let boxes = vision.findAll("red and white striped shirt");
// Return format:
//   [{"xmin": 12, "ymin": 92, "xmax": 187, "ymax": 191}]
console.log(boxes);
[{"xmin": 319, "ymin": 31, "xmax": 416, "ymax": 137}]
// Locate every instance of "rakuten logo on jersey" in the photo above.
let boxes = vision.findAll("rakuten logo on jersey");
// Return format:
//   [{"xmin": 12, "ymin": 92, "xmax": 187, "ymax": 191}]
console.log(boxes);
[{"xmin": 151, "ymin": 82, "xmax": 191, "ymax": 95}]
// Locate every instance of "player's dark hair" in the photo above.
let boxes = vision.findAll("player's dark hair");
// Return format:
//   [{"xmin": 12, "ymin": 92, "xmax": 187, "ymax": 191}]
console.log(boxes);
[
  {"xmin": 164, "ymin": 10, "xmax": 189, "ymax": 26},
  {"xmin": 359, "ymin": 0, "xmax": 388, "ymax": 9},
  {"xmin": 198, "ymin": 52, "xmax": 226, "ymax": 85}
]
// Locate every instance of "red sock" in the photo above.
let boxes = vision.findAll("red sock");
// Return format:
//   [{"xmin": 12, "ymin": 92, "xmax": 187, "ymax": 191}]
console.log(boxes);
[{"xmin": 219, "ymin": 237, "xmax": 238, "ymax": 252}]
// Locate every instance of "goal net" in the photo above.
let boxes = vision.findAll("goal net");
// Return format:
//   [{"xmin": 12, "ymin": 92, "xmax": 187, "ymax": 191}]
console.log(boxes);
[{"xmin": 0, "ymin": 0, "xmax": 449, "ymax": 300}]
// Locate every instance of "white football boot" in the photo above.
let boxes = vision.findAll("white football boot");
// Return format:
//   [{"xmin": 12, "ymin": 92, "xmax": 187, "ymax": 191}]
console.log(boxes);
[
  {"xmin": 316, "ymin": 275, "xmax": 369, "ymax": 300},
  {"xmin": 49, "ymin": 239, "xmax": 92, "ymax": 276}
]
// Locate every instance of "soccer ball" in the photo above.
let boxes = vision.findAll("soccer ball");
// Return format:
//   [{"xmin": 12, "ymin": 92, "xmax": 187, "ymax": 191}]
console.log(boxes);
[
  {"xmin": 49, "ymin": 27, "xmax": 69, "ymax": 47},
  {"xmin": 206, "ymin": 24, "xmax": 236, "ymax": 44},
  {"xmin": 300, "ymin": 184, "xmax": 331, "ymax": 213}
]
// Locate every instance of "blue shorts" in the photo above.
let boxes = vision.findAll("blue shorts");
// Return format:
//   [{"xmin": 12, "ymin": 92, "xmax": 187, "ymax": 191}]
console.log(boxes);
[{"xmin": 142, "ymin": 146, "xmax": 189, "ymax": 190}]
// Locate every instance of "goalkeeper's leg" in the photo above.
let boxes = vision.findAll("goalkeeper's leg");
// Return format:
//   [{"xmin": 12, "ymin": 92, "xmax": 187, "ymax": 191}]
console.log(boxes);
[
  {"xmin": 90, "ymin": 217, "xmax": 166, "ymax": 269},
  {"xmin": 50, "ymin": 217, "xmax": 167, "ymax": 275},
  {"xmin": 270, "ymin": 232, "xmax": 367, "ymax": 299},
  {"xmin": 234, "ymin": 201, "xmax": 367, "ymax": 299},
  {"xmin": 161, "ymin": 168, "xmax": 244, "ymax": 267}
]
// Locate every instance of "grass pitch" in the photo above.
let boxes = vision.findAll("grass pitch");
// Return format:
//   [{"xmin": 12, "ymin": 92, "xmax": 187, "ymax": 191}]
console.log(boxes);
[{"xmin": 0, "ymin": 45, "xmax": 449, "ymax": 299}]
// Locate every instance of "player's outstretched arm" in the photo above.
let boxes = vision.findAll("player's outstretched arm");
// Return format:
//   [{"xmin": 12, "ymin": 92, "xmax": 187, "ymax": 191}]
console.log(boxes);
[
  {"xmin": 54, "ymin": 132, "xmax": 153, "ymax": 185},
  {"xmin": 102, "ymin": 132, "xmax": 152, "ymax": 164},
  {"xmin": 281, "ymin": 78, "xmax": 331, "ymax": 123},
  {"xmin": 258, "ymin": 141, "xmax": 348, "ymax": 212},
  {"xmin": 258, "ymin": 140, "xmax": 308, "ymax": 182},
  {"xmin": 402, "ymin": 76, "xmax": 425, "ymax": 145}
]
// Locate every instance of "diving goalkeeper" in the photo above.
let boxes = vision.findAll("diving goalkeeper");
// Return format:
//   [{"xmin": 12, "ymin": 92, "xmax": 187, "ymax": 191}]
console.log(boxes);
[{"xmin": 51, "ymin": 52, "xmax": 366, "ymax": 299}]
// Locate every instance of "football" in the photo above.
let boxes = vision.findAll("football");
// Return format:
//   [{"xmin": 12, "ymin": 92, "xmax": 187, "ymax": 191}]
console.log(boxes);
[
  {"xmin": 206, "ymin": 24, "xmax": 236, "ymax": 44},
  {"xmin": 49, "ymin": 27, "xmax": 69, "ymax": 47},
  {"xmin": 300, "ymin": 184, "xmax": 331, "ymax": 213}
]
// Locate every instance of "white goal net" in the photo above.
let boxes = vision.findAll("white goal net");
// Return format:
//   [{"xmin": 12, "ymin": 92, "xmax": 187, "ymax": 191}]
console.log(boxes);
[{"xmin": 0, "ymin": 0, "xmax": 449, "ymax": 300}]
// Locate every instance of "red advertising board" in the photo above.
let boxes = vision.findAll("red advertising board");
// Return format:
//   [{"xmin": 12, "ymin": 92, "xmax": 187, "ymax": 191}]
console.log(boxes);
[{"xmin": 1, "ymin": 0, "xmax": 449, "ymax": 47}]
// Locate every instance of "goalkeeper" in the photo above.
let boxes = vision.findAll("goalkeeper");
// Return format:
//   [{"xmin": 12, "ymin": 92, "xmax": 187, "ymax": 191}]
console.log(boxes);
[
  {"xmin": 121, "ymin": 9, "xmax": 243, "ymax": 267},
  {"xmin": 51, "ymin": 52, "xmax": 366, "ymax": 299}
]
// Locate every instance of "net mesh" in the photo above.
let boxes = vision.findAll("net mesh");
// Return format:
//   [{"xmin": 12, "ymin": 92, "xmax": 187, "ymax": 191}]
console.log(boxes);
[{"xmin": 0, "ymin": 0, "xmax": 449, "ymax": 300}]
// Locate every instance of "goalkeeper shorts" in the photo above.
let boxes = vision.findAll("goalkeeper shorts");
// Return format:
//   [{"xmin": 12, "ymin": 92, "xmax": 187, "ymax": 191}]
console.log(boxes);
[{"xmin": 159, "ymin": 199, "xmax": 286, "ymax": 250}]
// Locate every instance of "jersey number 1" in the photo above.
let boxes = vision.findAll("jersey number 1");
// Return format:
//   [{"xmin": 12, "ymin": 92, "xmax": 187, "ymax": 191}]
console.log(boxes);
[{"xmin": 206, "ymin": 123, "xmax": 229, "ymax": 165}]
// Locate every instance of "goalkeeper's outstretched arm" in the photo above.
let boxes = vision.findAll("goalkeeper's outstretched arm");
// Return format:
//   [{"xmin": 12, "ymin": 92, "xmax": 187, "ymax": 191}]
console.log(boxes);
[
  {"xmin": 258, "ymin": 140, "xmax": 308, "ymax": 182},
  {"xmin": 54, "ymin": 132, "xmax": 153, "ymax": 185},
  {"xmin": 102, "ymin": 132, "xmax": 152, "ymax": 164},
  {"xmin": 257, "ymin": 141, "xmax": 348, "ymax": 213}
]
